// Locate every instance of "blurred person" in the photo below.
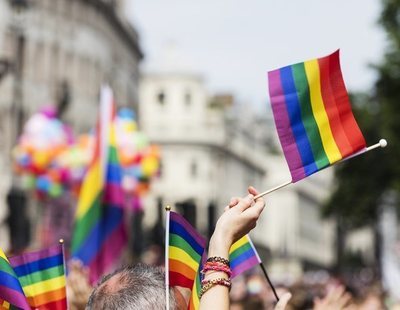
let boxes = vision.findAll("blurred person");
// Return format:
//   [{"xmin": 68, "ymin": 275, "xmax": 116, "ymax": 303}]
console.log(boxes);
[
  {"xmin": 313, "ymin": 285, "xmax": 354, "ymax": 310},
  {"xmin": 67, "ymin": 260, "xmax": 93, "ymax": 310},
  {"xmin": 86, "ymin": 187, "xmax": 292, "ymax": 310}
]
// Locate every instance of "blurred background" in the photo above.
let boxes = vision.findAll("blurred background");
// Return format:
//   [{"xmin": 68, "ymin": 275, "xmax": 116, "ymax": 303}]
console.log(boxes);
[{"xmin": 0, "ymin": 0, "xmax": 399, "ymax": 308}]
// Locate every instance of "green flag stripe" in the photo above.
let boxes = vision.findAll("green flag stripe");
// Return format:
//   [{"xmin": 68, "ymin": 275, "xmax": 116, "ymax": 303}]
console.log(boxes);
[
  {"xmin": 292, "ymin": 63, "xmax": 329, "ymax": 169},
  {"xmin": 18, "ymin": 265, "xmax": 64, "ymax": 287},
  {"xmin": 229, "ymin": 243, "xmax": 252, "ymax": 261},
  {"xmin": 71, "ymin": 193, "xmax": 102, "ymax": 253},
  {"xmin": 0, "ymin": 257, "xmax": 17, "ymax": 277},
  {"xmin": 169, "ymin": 233, "xmax": 201, "ymax": 262}
]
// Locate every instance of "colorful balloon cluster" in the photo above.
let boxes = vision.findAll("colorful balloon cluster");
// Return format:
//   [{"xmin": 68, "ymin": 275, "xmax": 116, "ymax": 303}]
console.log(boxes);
[
  {"xmin": 115, "ymin": 108, "xmax": 160, "ymax": 196},
  {"xmin": 13, "ymin": 106, "xmax": 160, "ymax": 201},
  {"xmin": 13, "ymin": 106, "xmax": 74, "ymax": 199}
]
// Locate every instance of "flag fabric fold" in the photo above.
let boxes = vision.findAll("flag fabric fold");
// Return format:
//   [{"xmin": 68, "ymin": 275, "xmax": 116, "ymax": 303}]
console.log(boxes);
[
  {"xmin": 0, "ymin": 248, "xmax": 30, "ymax": 310},
  {"xmin": 166, "ymin": 211, "xmax": 206, "ymax": 310},
  {"xmin": 229, "ymin": 235, "xmax": 261, "ymax": 278},
  {"xmin": 71, "ymin": 86, "xmax": 127, "ymax": 283},
  {"xmin": 168, "ymin": 211, "xmax": 206, "ymax": 291},
  {"xmin": 9, "ymin": 244, "xmax": 67, "ymax": 310},
  {"xmin": 268, "ymin": 50, "xmax": 366, "ymax": 182}
]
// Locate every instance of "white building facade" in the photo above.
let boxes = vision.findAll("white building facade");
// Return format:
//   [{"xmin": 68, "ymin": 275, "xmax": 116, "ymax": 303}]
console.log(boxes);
[
  {"xmin": 139, "ymin": 57, "xmax": 337, "ymax": 278},
  {"xmin": 0, "ymin": 0, "xmax": 142, "ymax": 249}
]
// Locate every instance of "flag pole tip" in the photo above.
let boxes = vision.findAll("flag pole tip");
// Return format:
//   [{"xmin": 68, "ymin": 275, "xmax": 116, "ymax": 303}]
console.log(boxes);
[
  {"xmin": 59, "ymin": 239, "xmax": 64, "ymax": 244},
  {"xmin": 379, "ymin": 139, "xmax": 387, "ymax": 148},
  {"xmin": 165, "ymin": 205, "xmax": 171, "ymax": 211}
]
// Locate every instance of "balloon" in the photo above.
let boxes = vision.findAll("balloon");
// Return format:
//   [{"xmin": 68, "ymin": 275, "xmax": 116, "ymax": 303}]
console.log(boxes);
[
  {"xmin": 49, "ymin": 183, "xmax": 62, "ymax": 197},
  {"xmin": 142, "ymin": 156, "xmax": 159, "ymax": 177},
  {"xmin": 21, "ymin": 174, "xmax": 36, "ymax": 190},
  {"xmin": 36, "ymin": 176, "xmax": 50, "ymax": 192},
  {"xmin": 32, "ymin": 151, "xmax": 50, "ymax": 170}
]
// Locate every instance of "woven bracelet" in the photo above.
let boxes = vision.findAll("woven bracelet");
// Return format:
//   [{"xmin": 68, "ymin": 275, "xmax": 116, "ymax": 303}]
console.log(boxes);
[
  {"xmin": 199, "ymin": 277, "xmax": 231, "ymax": 299},
  {"xmin": 206, "ymin": 256, "xmax": 230, "ymax": 267}
]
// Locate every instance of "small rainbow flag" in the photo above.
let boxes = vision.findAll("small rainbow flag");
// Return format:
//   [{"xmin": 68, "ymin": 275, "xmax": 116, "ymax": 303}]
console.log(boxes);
[
  {"xmin": 230, "ymin": 235, "xmax": 261, "ymax": 278},
  {"xmin": 8, "ymin": 244, "xmax": 67, "ymax": 310},
  {"xmin": 268, "ymin": 50, "xmax": 366, "ymax": 182},
  {"xmin": 0, "ymin": 248, "xmax": 30, "ymax": 310},
  {"xmin": 71, "ymin": 86, "xmax": 127, "ymax": 283},
  {"xmin": 166, "ymin": 211, "xmax": 206, "ymax": 309}
]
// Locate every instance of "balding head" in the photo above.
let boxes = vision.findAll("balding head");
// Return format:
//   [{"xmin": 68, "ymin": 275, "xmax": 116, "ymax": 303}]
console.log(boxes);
[{"xmin": 86, "ymin": 264, "xmax": 176, "ymax": 310}]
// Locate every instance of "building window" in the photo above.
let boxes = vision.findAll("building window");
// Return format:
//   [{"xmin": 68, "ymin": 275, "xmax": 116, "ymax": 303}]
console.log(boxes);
[
  {"xmin": 157, "ymin": 91, "xmax": 165, "ymax": 105},
  {"xmin": 190, "ymin": 161, "xmax": 198, "ymax": 178},
  {"xmin": 184, "ymin": 91, "xmax": 192, "ymax": 106}
]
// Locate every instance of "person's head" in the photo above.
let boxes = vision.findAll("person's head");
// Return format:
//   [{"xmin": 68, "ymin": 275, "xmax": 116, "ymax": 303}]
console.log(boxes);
[{"xmin": 86, "ymin": 264, "xmax": 176, "ymax": 310}]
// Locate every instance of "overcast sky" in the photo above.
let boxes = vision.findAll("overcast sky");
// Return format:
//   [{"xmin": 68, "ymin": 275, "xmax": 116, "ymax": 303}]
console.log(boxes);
[{"xmin": 126, "ymin": 0, "xmax": 386, "ymax": 110}]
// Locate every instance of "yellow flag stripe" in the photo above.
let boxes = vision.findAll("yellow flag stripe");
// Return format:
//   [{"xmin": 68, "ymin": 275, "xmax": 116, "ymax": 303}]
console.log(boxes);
[
  {"xmin": 23, "ymin": 275, "xmax": 65, "ymax": 297},
  {"xmin": 0, "ymin": 248, "xmax": 9, "ymax": 262},
  {"xmin": 304, "ymin": 60, "xmax": 342, "ymax": 163},
  {"xmin": 75, "ymin": 161, "xmax": 104, "ymax": 219},
  {"xmin": 229, "ymin": 236, "xmax": 249, "ymax": 254},
  {"xmin": 169, "ymin": 246, "xmax": 199, "ymax": 271}
]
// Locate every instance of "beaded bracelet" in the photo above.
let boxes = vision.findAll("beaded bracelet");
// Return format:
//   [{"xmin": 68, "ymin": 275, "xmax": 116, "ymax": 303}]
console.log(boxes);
[
  {"xmin": 206, "ymin": 256, "xmax": 230, "ymax": 267},
  {"xmin": 201, "ymin": 262, "xmax": 232, "ymax": 277},
  {"xmin": 199, "ymin": 277, "xmax": 232, "ymax": 299}
]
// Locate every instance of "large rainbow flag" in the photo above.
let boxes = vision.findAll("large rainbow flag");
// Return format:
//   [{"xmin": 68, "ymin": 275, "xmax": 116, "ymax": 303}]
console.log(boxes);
[
  {"xmin": 230, "ymin": 235, "xmax": 261, "ymax": 278},
  {"xmin": 71, "ymin": 86, "xmax": 127, "ymax": 283},
  {"xmin": 9, "ymin": 244, "xmax": 67, "ymax": 310},
  {"xmin": 0, "ymin": 248, "xmax": 30, "ymax": 310},
  {"xmin": 188, "ymin": 257, "xmax": 204, "ymax": 310},
  {"xmin": 268, "ymin": 50, "xmax": 366, "ymax": 182},
  {"xmin": 166, "ymin": 211, "xmax": 206, "ymax": 309}
]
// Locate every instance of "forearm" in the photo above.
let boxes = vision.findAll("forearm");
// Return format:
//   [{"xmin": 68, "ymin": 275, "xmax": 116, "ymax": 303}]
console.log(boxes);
[{"xmin": 199, "ymin": 233, "xmax": 231, "ymax": 310}]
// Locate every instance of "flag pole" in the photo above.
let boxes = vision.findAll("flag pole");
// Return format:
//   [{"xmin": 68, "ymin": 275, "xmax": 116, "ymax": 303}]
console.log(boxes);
[
  {"xmin": 254, "ymin": 180, "xmax": 292, "ymax": 199},
  {"xmin": 247, "ymin": 236, "xmax": 280, "ymax": 302},
  {"xmin": 165, "ymin": 205, "xmax": 171, "ymax": 310},
  {"xmin": 254, "ymin": 139, "xmax": 388, "ymax": 200},
  {"xmin": 259, "ymin": 262, "xmax": 279, "ymax": 302},
  {"xmin": 59, "ymin": 239, "xmax": 67, "ymax": 284}
]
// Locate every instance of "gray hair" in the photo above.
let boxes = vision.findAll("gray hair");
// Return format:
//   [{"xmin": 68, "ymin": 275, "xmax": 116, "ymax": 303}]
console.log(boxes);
[{"xmin": 86, "ymin": 264, "xmax": 176, "ymax": 310}]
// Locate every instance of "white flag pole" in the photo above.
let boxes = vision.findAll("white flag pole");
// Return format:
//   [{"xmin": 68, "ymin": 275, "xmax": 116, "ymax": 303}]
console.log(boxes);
[
  {"xmin": 165, "ymin": 205, "xmax": 171, "ymax": 310},
  {"xmin": 254, "ymin": 139, "xmax": 387, "ymax": 200}
]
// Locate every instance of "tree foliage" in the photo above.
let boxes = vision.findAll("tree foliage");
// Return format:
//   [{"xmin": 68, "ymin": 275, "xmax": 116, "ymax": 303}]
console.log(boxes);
[{"xmin": 324, "ymin": 0, "xmax": 400, "ymax": 229}]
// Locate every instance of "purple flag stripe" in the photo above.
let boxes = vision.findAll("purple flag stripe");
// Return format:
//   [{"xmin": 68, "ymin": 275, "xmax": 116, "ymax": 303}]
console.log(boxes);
[
  {"xmin": 9, "ymin": 244, "xmax": 61, "ymax": 267},
  {"xmin": 88, "ymin": 222, "xmax": 127, "ymax": 283},
  {"xmin": 103, "ymin": 184, "xmax": 124, "ymax": 205},
  {"xmin": 268, "ymin": 70, "xmax": 306, "ymax": 181},
  {"xmin": 231, "ymin": 255, "xmax": 260, "ymax": 278},
  {"xmin": 0, "ymin": 286, "xmax": 29, "ymax": 310}
]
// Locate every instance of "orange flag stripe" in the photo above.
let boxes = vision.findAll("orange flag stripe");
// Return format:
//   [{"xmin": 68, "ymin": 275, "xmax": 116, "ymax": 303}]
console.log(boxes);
[
  {"xmin": 27, "ymin": 286, "xmax": 66, "ymax": 308},
  {"xmin": 169, "ymin": 259, "xmax": 196, "ymax": 281}
]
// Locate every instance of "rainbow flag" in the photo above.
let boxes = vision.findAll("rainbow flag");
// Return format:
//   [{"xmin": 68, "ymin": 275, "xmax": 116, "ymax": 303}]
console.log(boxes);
[
  {"xmin": 9, "ymin": 244, "xmax": 66, "ymax": 310},
  {"xmin": 188, "ymin": 257, "xmax": 204, "ymax": 310},
  {"xmin": 268, "ymin": 50, "xmax": 366, "ymax": 182},
  {"xmin": 71, "ymin": 86, "xmax": 127, "ymax": 283},
  {"xmin": 230, "ymin": 235, "xmax": 261, "ymax": 278},
  {"xmin": 166, "ymin": 211, "xmax": 206, "ymax": 309},
  {"xmin": 0, "ymin": 248, "xmax": 29, "ymax": 310}
]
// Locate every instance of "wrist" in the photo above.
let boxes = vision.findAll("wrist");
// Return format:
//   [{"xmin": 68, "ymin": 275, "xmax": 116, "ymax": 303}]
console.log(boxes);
[{"xmin": 208, "ymin": 233, "xmax": 231, "ymax": 259}]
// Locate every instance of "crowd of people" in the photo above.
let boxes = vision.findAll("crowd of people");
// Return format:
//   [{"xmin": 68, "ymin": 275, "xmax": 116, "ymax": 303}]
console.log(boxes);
[{"xmin": 60, "ymin": 187, "xmax": 399, "ymax": 309}]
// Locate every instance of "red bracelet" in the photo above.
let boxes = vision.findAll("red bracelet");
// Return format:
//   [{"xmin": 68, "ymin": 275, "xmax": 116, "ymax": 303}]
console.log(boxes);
[{"xmin": 201, "ymin": 262, "xmax": 232, "ymax": 277}]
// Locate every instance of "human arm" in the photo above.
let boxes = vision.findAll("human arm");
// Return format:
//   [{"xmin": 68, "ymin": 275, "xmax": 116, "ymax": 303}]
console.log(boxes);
[{"xmin": 199, "ymin": 187, "xmax": 265, "ymax": 310}]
